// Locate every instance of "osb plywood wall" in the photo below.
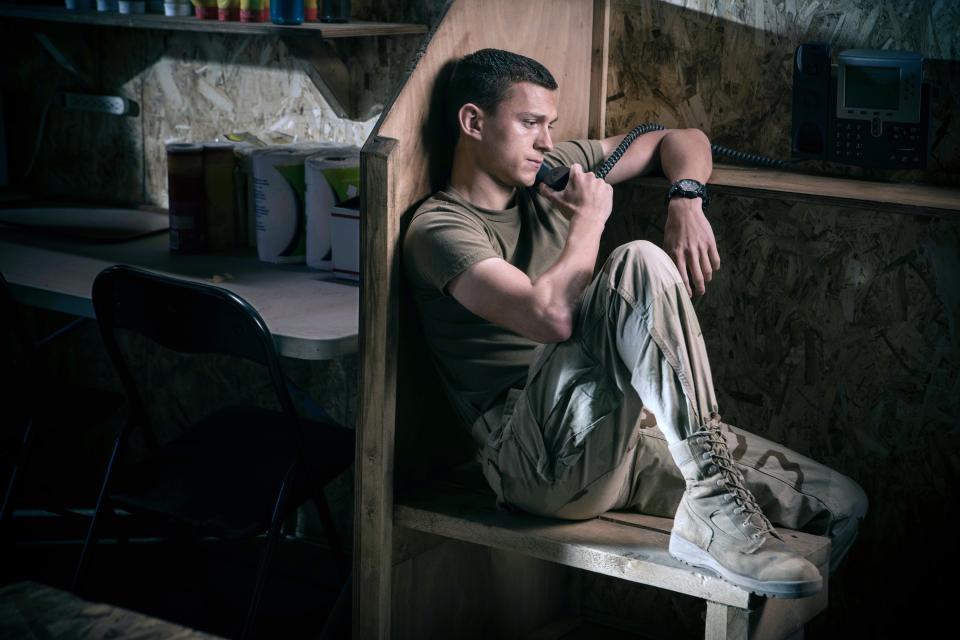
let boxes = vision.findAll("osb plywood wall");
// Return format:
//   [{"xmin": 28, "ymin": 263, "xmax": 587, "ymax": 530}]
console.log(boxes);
[
  {"xmin": 606, "ymin": 0, "xmax": 959, "ymax": 185},
  {"xmin": 588, "ymin": 1, "xmax": 960, "ymax": 637},
  {"xmin": 1, "ymin": 0, "xmax": 443, "ymax": 206}
]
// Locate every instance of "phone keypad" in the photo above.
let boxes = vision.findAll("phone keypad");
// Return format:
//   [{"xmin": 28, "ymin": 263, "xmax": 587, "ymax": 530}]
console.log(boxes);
[
  {"xmin": 832, "ymin": 120, "xmax": 925, "ymax": 168},
  {"xmin": 834, "ymin": 121, "xmax": 866, "ymax": 161},
  {"xmin": 890, "ymin": 124, "xmax": 923, "ymax": 164}
]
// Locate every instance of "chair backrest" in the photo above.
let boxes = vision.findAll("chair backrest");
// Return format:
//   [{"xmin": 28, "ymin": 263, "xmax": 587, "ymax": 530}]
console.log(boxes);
[
  {"xmin": 92, "ymin": 265, "xmax": 299, "ymax": 426},
  {"xmin": 356, "ymin": 1, "xmax": 609, "ymax": 636}
]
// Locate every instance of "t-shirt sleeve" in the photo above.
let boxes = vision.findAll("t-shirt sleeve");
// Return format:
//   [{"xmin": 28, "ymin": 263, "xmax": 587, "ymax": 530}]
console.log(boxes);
[
  {"xmin": 404, "ymin": 209, "xmax": 501, "ymax": 293},
  {"xmin": 545, "ymin": 139, "xmax": 605, "ymax": 173}
]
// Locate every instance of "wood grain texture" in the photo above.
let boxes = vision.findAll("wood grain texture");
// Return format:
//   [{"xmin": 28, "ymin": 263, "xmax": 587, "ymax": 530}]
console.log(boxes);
[
  {"xmin": 357, "ymin": 2, "xmax": 601, "ymax": 637},
  {"xmin": 632, "ymin": 167, "xmax": 960, "ymax": 218},
  {"xmin": 356, "ymin": 137, "xmax": 399, "ymax": 640},
  {"xmin": 389, "ymin": 539, "xmax": 577, "ymax": 640},
  {"xmin": 589, "ymin": 0, "xmax": 610, "ymax": 140},
  {"xmin": 395, "ymin": 482, "xmax": 830, "ymax": 612},
  {"xmin": 705, "ymin": 602, "xmax": 750, "ymax": 640}
]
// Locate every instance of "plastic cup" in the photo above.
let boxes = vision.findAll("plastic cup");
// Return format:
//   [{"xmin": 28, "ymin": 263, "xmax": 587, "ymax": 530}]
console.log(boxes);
[
  {"xmin": 164, "ymin": 1, "xmax": 192, "ymax": 16},
  {"xmin": 118, "ymin": 0, "xmax": 146, "ymax": 13}
]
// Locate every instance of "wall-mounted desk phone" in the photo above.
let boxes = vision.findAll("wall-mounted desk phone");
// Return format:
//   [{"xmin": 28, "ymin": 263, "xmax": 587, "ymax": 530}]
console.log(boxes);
[{"xmin": 792, "ymin": 44, "xmax": 932, "ymax": 169}]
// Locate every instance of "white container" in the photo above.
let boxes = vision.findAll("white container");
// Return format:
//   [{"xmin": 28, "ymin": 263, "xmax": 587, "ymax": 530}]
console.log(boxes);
[
  {"xmin": 330, "ymin": 198, "xmax": 360, "ymax": 282},
  {"xmin": 118, "ymin": 0, "xmax": 146, "ymax": 13},
  {"xmin": 251, "ymin": 143, "xmax": 346, "ymax": 264},
  {"xmin": 304, "ymin": 150, "xmax": 359, "ymax": 270},
  {"xmin": 96, "ymin": 0, "xmax": 119, "ymax": 11},
  {"xmin": 233, "ymin": 145, "xmax": 258, "ymax": 248},
  {"xmin": 164, "ymin": 0, "xmax": 192, "ymax": 16}
]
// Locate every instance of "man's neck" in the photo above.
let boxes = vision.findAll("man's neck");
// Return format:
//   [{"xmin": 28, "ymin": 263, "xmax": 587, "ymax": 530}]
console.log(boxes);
[{"xmin": 449, "ymin": 152, "xmax": 517, "ymax": 211}]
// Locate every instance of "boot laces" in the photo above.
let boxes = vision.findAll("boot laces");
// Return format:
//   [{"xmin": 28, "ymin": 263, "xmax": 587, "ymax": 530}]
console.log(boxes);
[{"xmin": 701, "ymin": 415, "xmax": 775, "ymax": 539}]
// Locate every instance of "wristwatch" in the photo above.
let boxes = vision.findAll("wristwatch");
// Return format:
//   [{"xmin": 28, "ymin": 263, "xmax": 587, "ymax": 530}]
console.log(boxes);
[{"xmin": 666, "ymin": 178, "xmax": 710, "ymax": 209}]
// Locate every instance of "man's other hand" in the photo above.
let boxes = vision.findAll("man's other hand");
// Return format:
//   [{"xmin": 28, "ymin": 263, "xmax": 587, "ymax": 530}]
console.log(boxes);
[
  {"xmin": 663, "ymin": 198, "xmax": 720, "ymax": 297},
  {"xmin": 538, "ymin": 163, "xmax": 613, "ymax": 230}
]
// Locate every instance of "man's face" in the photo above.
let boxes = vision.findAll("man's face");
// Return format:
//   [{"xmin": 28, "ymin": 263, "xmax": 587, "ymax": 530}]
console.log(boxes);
[{"xmin": 475, "ymin": 82, "xmax": 558, "ymax": 188}]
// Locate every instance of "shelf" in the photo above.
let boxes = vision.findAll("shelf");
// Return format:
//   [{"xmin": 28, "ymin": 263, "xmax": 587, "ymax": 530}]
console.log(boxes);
[
  {"xmin": 633, "ymin": 165, "xmax": 960, "ymax": 218},
  {"xmin": 0, "ymin": 4, "xmax": 428, "ymax": 38},
  {"xmin": 2, "ymin": 3, "xmax": 428, "ymax": 119}
]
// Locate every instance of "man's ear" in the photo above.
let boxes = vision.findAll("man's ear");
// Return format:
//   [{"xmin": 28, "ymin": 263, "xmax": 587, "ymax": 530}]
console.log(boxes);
[{"xmin": 458, "ymin": 103, "xmax": 484, "ymax": 141}]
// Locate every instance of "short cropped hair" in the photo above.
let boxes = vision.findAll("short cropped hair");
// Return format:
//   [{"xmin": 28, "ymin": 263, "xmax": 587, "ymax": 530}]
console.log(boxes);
[{"xmin": 447, "ymin": 48, "xmax": 558, "ymax": 137}]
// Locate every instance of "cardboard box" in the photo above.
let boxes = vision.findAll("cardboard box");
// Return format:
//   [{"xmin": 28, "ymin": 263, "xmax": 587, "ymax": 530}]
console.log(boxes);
[{"xmin": 330, "ymin": 196, "xmax": 360, "ymax": 282}]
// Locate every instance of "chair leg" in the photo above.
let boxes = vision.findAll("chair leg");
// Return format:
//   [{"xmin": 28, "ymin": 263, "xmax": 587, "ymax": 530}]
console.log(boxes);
[
  {"xmin": 318, "ymin": 573, "xmax": 352, "ymax": 640},
  {"xmin": 241, "ymin": 465, "xmax": 295, "ymax": 640},
  {"xmin": 72, "ymin": 431, "xmax": 126, "ymax": 594},
  {"xmin": 313, "ymin": 490, "xmax": 348, "ymax": 580},
  {"xmin": 1, "ymin": 418, "xmax": 35, "ymax": 541}
]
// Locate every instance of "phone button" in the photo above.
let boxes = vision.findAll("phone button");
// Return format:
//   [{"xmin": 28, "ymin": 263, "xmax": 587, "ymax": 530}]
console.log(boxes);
[{"xmin": 870, "ymin": 117, "xmax": 883, "ymax": 137}]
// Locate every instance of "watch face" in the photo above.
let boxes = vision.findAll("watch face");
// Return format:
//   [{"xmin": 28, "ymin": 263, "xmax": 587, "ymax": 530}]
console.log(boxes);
[{"xmin": 678, "ymin": 179, "xmax": 701, "ymax": 191}]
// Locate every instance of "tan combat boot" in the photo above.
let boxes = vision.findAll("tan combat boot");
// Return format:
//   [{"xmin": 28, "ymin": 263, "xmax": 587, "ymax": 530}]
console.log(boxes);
[{"xmin": 667, "ymin": 414, "xmax": 823, "ymax": 598}]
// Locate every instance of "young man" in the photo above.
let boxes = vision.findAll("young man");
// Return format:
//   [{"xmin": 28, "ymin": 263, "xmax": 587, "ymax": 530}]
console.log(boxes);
[{"xmin": 404, "ymin": 48, "xmax": 867, "ymax": 598}]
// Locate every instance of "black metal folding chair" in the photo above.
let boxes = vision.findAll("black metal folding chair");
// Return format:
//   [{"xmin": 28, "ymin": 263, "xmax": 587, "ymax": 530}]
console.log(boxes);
[{"xmin": 74, "ymin": 265, "xmax": 354, "ymax": 639}]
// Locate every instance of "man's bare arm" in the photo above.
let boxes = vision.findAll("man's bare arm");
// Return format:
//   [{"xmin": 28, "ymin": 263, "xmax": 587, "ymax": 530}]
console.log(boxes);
[
  {"xmin": 597, "ymin": 127, "xmax": 719, "ymax": 297},
  {"xmin": 658, "ymin": 130, "xmax": 718, "ymax": 297},
  {"xmin": 448, "ymin": 165, "xmax": 611, "ymax": 343}
]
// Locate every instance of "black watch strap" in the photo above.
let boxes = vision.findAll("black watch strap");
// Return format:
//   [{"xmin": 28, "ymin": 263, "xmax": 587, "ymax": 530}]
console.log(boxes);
[{"xmin": 666, "ymin": 178, "xmax": 710, "ymax": 208}]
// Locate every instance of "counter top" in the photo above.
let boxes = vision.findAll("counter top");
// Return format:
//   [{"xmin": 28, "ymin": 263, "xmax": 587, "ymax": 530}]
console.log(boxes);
[{"xmin": 0, "ymin": 228, "xmax": 359, "ymax": 361}]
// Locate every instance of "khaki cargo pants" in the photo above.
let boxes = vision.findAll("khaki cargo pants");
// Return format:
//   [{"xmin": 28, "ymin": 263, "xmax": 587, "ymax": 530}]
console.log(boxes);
[{"xmin": 476, "ymin": 241, "xmax": 868, "ymax": 571}]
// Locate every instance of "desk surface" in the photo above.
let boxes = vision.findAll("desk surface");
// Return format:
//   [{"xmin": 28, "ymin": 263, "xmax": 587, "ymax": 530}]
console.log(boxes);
[{"xmin": 0, "ymin": 229, "xmax": 359, "ymax": 360}]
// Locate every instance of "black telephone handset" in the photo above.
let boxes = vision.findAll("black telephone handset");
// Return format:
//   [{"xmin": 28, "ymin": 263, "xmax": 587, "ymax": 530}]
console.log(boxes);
[
  {"xmin": 533, "ymin": 122, "xmax": 783, "ymax": 193},
  {"xmin": 534, "ymin": 123, "xmax": 665, "ymax": 191},
  {"xmin": 534, "ymin": 163, "xmax": 571, "ymax": 190}
]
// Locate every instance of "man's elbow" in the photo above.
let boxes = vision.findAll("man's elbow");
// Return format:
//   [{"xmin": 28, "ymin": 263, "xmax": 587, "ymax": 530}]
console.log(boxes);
[
  {"xmin": 684, "ymin": 127, "xmax": 711, "ymax": 147},
  {"xmin": 531, "ymin": 309, "xmax": 574, "ymax": 344}
]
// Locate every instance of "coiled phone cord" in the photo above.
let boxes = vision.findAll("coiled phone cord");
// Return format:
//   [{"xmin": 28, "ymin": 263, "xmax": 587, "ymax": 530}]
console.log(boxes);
[
  {"xmin": 537, "ymin": 122, "xmax": 786, "ymax": 191},
  {"xmin": 596, "ymin": 122, "xmax": 785, "ymax": 178},
  {"xmin": 594, "ymin": 122, "xmax": 665, "ymax": 180},
  {"xmin": 710, "ymin": 144, "xmax": 784, "ymax": 168}
]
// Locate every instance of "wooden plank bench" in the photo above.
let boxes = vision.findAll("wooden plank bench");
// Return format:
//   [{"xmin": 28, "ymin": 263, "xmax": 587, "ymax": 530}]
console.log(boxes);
[
  {"xmin": 393, "ymin": 473, "xmax": 829, "ymax": 639},
  {"xmin": 355, "ymin": 1, "xmax": 833, "ymax": 638}
]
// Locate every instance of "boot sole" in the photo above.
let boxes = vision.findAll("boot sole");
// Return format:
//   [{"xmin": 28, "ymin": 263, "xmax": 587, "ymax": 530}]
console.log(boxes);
[{"xmin": 668, "ymin": 534, "xmax": 822, "ymax": 599}]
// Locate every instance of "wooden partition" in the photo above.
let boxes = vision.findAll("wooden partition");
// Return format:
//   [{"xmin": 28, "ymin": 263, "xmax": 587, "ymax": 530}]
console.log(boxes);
[{"xmin": 356, "ymin": 1, "xmax": 609, "ymax": 637}]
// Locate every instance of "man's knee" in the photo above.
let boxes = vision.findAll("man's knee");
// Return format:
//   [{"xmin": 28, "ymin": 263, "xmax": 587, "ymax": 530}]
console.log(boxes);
[
  {"xmin": 603, "ymin": 240, "xmax": 683, "ymax": 293},
  {"xmin": 836, "ymin": 471, "xmax": 869, "ymax": 522}
]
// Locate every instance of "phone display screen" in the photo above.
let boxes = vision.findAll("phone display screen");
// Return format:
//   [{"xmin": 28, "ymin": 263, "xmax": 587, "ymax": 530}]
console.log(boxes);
[{"xmin": 845, "ymin": 65, "xmax": 900, "ymax": 110}]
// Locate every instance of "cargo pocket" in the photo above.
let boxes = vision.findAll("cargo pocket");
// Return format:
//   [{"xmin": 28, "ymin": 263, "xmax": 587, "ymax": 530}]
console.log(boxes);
[
  {"xmin": 519, "ymin": 342, "xmax": 622, "ymax": 482},
  {"xmin": 551, "ymin": 361, "xmax": 621, "ymax": 473}
]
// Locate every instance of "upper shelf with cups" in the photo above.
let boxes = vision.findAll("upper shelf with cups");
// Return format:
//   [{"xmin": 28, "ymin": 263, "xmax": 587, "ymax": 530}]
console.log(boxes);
[{"xmin": 0, "ymin": 3, "xmax": 429, "ymax": 38}]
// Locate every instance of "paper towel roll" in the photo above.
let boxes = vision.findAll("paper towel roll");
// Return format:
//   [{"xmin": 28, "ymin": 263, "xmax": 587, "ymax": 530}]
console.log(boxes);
[
  {"xmin": 251, "ymin": 143, "xmax": 351, "ymax": 264},
  {"xmin": 305, "ymin": 149, "xmax": 360, "ymax": 270}
]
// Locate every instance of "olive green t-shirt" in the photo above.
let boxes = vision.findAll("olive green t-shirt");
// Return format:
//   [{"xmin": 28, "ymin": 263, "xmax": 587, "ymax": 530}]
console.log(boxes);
[{"xmin": 403, "ymin": 139, "xmax": 605, "ymax": 429}]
